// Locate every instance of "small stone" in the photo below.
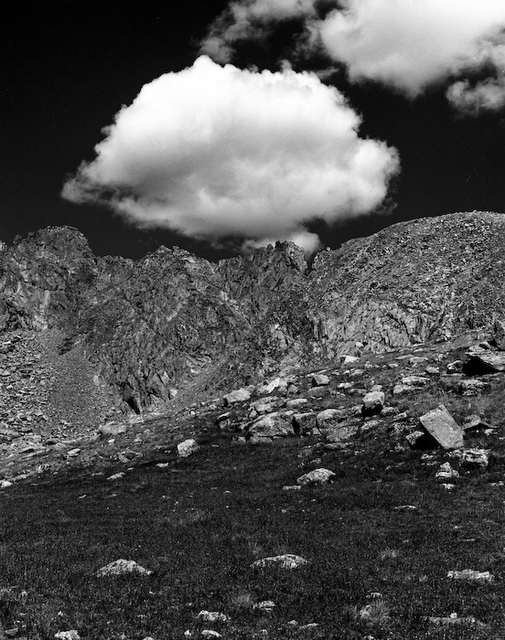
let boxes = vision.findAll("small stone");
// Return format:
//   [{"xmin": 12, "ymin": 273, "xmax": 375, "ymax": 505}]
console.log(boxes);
[
  {"xmin": 251, "ymin": 554, "xmax": 309, "ymax": 570},
  {"xmin": 254, "ymin": 601, "xmax": 276, "ymax": 612},
  {"xmin": 401, "ymin": 375, "xmax": 429, "ymax": 387},
  {"xmin": 282, "ymin": 485, "xmax": 301, "ymax": 491},
  {"xmin": 107, "ymin": 472, "xmax": 124, "ymax": 481},
  {"xmin": 0, "ymin": 480, "xmax": 13, "ymax": 488},
  {"xmin": 201, "ymin": 631, "xmax": 221, "ymax": 639},
  {"xmin": 311, "ymin": 374, "xmax": 330, "ymax": 386},
  {"xmin": 66, "ymin": 448, "xmax": 81, "ymax": 458},
  {"xmin": 460, "ymin": 448, "xmax": 489, "ymax": 470},
  {"xmin": 435, "ymin": 462, "xmax": 459, "ymax": 480}
]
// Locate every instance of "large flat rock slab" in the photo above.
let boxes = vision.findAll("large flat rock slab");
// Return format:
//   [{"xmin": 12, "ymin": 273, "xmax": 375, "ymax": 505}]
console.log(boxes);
[{"xmin": 419, "ymin": 404, "xmax": 464, "ymax": 450}]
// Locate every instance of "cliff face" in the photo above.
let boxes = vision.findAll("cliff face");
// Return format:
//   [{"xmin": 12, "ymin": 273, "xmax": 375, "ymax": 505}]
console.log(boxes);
[{"xmin": 1, "ymin": 211, "xmax": 504, "ymax": 412}]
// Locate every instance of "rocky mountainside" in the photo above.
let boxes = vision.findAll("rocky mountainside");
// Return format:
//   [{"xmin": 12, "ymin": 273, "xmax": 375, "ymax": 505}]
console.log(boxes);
[{"xmin": 0, "ymin": 211, "xmax": 504, "ymax": 419}]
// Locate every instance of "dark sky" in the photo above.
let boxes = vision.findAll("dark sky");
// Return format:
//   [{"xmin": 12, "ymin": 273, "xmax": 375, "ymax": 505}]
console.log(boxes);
[{"xmin": 2, "ymin": 0, "xmax": 505, "ymax": 261}]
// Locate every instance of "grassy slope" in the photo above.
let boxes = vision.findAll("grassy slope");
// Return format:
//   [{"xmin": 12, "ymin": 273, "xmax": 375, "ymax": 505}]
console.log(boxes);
[{"xmin": 2, "ymin": 426, "xmax": 505, "ymax": 640}]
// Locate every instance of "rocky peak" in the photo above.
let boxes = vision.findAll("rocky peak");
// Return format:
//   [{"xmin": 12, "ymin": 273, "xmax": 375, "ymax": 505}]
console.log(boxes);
[{"xmin": 0, "ymin": 226, "xmax": 98, "ymax": 331}]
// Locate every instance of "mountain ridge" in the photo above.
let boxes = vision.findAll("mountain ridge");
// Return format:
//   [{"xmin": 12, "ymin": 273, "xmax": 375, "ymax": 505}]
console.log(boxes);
[{"xmin": 0, "ymin": 210, "xmax": 504, "ymax": 414}]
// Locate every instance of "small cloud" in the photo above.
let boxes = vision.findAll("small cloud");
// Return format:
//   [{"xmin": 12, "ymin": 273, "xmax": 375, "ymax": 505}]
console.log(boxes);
[
  {"xmin": 63, "ymin": 56, "xmax": 399, "ymax": 249},
  {"xmin": 200, "ymin": 0, "xmax": 317, "ymax": 62},
  {"xmin": 447, "ymin": 77, "xmax": 505, "ymax": 115}
]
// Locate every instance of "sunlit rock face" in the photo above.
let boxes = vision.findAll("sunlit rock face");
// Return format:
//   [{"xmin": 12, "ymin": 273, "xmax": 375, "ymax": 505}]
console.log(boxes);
[{"xmin": 1, "ymin": 211, "xmax": 504, "ymax": 412}]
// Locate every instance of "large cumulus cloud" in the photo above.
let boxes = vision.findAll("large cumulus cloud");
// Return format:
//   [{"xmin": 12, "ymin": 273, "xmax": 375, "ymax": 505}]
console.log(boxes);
[{"xmin": 63, "ymin": 56, "xmax": 399, "ymax": 252}]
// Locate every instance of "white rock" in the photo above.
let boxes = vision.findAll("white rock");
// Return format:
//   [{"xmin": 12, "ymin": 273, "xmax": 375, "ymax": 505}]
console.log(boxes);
[
  {"xmin": 362, "ymin": 390, "xmax": 385, "ymax": 415},
  {"xmin": 342, "ymin": 355, "xmax": 359, "ymax": 364},
  {"xmin": 107, "ymin": 472, "xmax": 125, "ymax": 481},
  {"xmin": 297, "ymin": 468, "xmax": 336, "ymax": 486},
  {"xmin": 223, "ymin": 388, "xmax": 251, "ymax": 405},
  {"xmin": 197, "ymin": 611, "xmax": 229, "ymax": 624},
  {"xmin": 447, "ymin": 569, "xmax": 494, "ymax": 584},
  {"xmin": 55, "ymin": 632, "xmax": 80, "ymax": 640},
  {"xmin": 201, "ymin": 631, "xmax": 221, "ymax": 639},
  {"xmin": 258, "ymin": 377, "xmax": 288, "ymax": 395},
  {"xmin": 311, "ymin": 374, "xmax": 330, "ymax": 386},
  {"xmin": 177, "ymin": 439, "xmax": 200, "ymax": 458},
  {"xmin": 96, "ymin": 559, "xmax": 152, "ymax": 577},
  {"xmin": 0, "ymin": 480, "xmax": 13, "ymax": 489},
  {"xmin": 251, "ymin": 554, "xmax": 309, "ymax": 570},
  {"xmin": 254, "ymin": 600, "xmax": 276, "ymax": 612},
  {"xmin": 435, "ymin": 462, "xmax": 459, "ymax": 480}
]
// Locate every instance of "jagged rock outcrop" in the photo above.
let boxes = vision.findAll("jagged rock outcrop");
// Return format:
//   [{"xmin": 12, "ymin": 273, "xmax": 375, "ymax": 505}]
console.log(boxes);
[
  {"xmin": 1, "ymin": 211, "xmax": 505, "ymax": 413},
  {"xmin": 0, "ymin": 227, "xmax": 98, "ymax": 331}
]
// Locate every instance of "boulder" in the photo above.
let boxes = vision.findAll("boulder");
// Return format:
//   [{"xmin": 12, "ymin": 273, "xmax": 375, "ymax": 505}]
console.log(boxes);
[
  {"xmin": 362, "ymin": 390, "xmax": 385, "ymax": 416},
  {"xmin": 462, "ymin": 415, "xmax": 492, "ymax": 432},
  {"xmin": 98, "ymin": 422, "xmax": 127, "ymax": 437},
  {"xmin": 297, "ymin": 468, "xmax": 335, "ymax": 486},
  {"xmin": 248, "ymin": 413, "xmax": 293, "ymax": 440},
  {"xmin": 177, "ymin": 439, "xmax": 200, "ymax": 457},
  {"xmin": 311, "ymin": 373, "xmax": 330, "ymax": 386},
  {"xmin": 465, "ymin": 348, "xmax": 505, "ymax": 373},
  {"xmin": 223, "ymin": 388, "xmax": 252, "ymax": 405},
  {"xmin": 97, "ymin": 559, "xmax": 152, "ymax": 577},
  {"xmin": 286, "ymin": 398, "xmax": 309, "ymax": 410},
  {"xmin": 251, "ymin": 396, "xmax": 281, "ymax": 415},
  {"xmin": 419, "ymin": 405, "xmax": 464, "ymax": 449},
  {"xmin": 316, "ymin": 409, "xmax": 359, "ymax": 442},
  {"xmin": 292, "ymin": 412, "xmax": 317, "ymax": 435},
  {"xmin": 307, "ymin": 385, "xmax": 331, "ymax": 398}
]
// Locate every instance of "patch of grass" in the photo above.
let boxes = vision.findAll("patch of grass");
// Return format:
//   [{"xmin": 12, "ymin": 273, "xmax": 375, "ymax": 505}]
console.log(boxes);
[{"xmin": 1, "ymin": 436, "xmax": 505, "ymax": 638}]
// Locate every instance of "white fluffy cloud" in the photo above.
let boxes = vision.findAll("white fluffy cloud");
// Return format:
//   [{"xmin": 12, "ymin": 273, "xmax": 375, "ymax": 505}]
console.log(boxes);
[
  {"xmin": 201, "ymin": 0, "xmax": 505, "ymax": 113},
  {"xmin": 317, "ymin": 0, "xmax": 505, "ymax": 98},
  {"xmin": 63, "ymin": 56, "xmax": 399, "ymax": 252}
]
